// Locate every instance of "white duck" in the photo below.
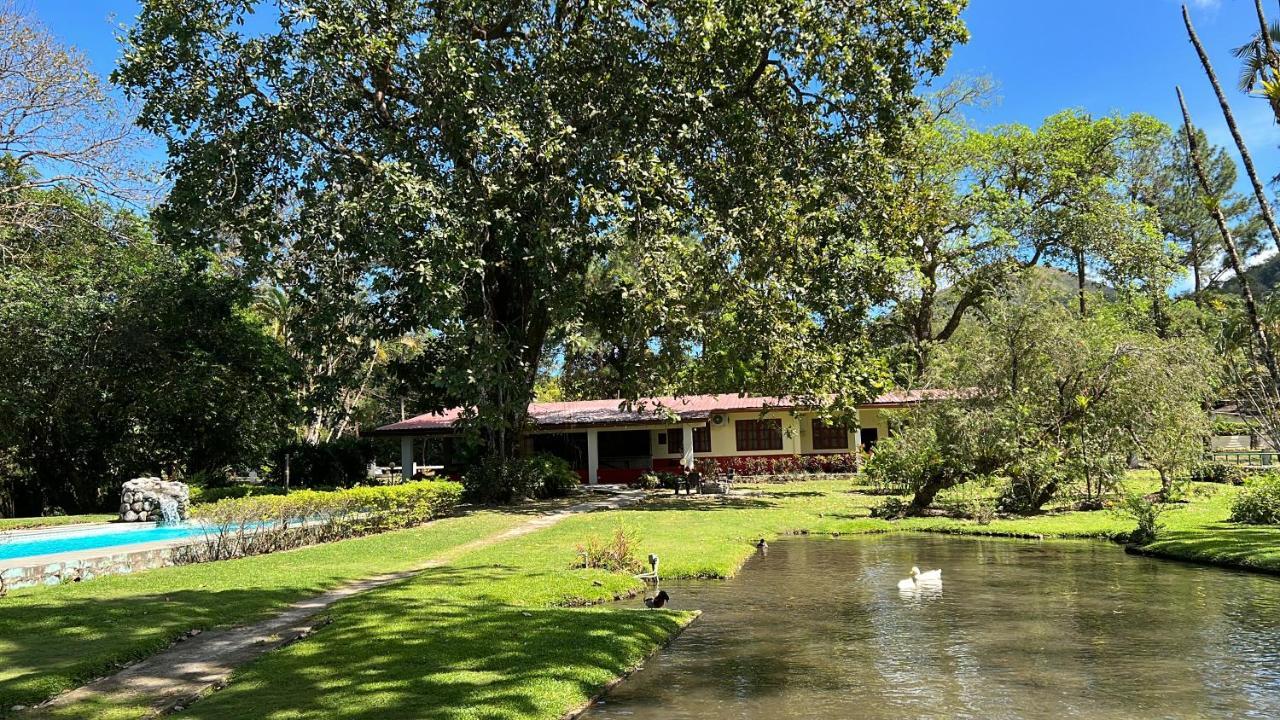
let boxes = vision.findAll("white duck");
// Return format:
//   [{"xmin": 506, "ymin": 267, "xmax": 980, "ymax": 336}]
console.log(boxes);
[{"xmin": 897, "ymin": 566, "xmax": 942, "ymax": 590}]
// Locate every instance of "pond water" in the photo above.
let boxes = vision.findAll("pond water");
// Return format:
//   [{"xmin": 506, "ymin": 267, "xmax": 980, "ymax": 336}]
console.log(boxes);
[{"xmin": 583, "ymin": 535, "xmax": 1280, "ymax": 720}]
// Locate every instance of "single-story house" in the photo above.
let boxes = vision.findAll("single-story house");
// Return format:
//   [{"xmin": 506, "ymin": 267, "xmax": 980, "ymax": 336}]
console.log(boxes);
[{"xmin": 368, "ymin": 391, "xmax": 941, "ymax": 484}]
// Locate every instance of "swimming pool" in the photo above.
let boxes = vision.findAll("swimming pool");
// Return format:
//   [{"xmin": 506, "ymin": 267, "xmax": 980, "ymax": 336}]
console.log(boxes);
[{"xmin": 0, "ymin": 522, "xmax": 212, "ymax": 562}]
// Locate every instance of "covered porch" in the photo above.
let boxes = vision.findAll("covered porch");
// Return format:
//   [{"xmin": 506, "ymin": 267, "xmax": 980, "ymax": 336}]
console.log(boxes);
[{"xmin": 395, "ymin": 424, "xmax": 698, "ymax": 484}]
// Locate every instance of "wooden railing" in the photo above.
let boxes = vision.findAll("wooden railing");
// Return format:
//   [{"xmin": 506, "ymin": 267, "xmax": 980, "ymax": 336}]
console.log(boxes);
[{"xmin": 1208, "ymin": 450, "xmax": 1278, "ymax": 468}]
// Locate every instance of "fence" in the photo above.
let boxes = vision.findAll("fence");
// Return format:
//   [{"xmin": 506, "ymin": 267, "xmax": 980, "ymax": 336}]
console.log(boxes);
[{"xmin": 1208, "ymin": 451, "xmax": 1279, "ymax": 469}]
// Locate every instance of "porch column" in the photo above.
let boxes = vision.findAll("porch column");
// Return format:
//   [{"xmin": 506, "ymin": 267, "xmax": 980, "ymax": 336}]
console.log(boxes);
[
  {"xmin": 682, "ymin": 425, "xmax": 694, "ymax": 471},
  {"xmin": 586, "ymin": 429, "xmax": 600, "ymax": 484},
  {"xmin": 400, "ymin": 436, "xmax": 414, "ymax": 480}
]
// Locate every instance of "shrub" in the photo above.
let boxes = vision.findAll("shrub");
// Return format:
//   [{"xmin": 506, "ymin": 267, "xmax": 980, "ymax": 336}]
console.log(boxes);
[
  {"xmin": 190, "ymin": 484, "xmax": 289, "ymax": 504},
  {"xmin": 462, "ymin": 453, "xmax": 581, "ymax": 504},
  {"xmin": 967, "ymin": 500, "xmax": 996, "ymax": 525},
  {"xmin": 525, "ymin": 453, "xmax": 580, "ymax": 498},
  {"xmin": 1116, "ymin": 494, "xmax": 1166, "ymax": 544},
  {"xmin": 271, "ymin": 437, "xmax": 377, "ymax": 488},
  {"xmin": 1189, "ymin": 460, "xmax": 1247, "ymax": 486},
  {"xmin": 182, "ymin": 480, "xmax": 463, "ymax": 561},
  {"xmin": 1230, "ymin": 473, "xmax": 1280, "ymax": 525},
  {"xmin": 572, "ymin": 525, "xmax": 643, "ymax": 574},
  {"xmin": 637, "ymin": 472, "xmax": 662, "ymax": 490},
  {"xmin": 694, "ymin": 458, "xmax": 721, "ymax": 480},
  {"xmin": 870, "ymin": 496, "xmax": 909, "ymax": 519}
]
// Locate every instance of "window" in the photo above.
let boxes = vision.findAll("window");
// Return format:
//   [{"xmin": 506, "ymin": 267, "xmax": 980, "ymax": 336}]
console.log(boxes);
[
  {"xmin": 736, "ymin": 419, "xmax": 783, "ymax": 451},
  {"xmin": 812, "ymin": 420, "xmax": 850, "ymax": 450},
  {"xmin": 693, "ymin": 425, "xmax": 711, "ymax": 453},
  {"xmin": 861, "ymin": 427, "xmax": 879, "ymax": 452},
  {"xmin": 657, "ymin": 432, "xmax": 667, "ymax": 445},
  {"xmin": 667, "ymin": 429, "xmax": 683, "ymax": 454}
]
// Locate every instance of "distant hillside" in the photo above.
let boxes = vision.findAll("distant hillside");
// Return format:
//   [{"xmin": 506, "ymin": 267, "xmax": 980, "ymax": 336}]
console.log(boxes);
[{"xmin": 1222, "ymin": 254, "xmax": 1280, "ymax": 295}]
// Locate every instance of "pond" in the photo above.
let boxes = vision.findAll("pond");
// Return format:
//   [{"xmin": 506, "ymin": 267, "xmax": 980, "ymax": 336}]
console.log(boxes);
[{"xmin": 582, "ymin": 535, "xmax": 1280, "ymax": 720}]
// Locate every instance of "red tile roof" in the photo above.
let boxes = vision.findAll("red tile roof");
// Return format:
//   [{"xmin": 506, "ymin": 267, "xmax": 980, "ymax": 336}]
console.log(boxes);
[{"xmin": 368, "ymin": 390, "xmax": 949, "ymax": 435}]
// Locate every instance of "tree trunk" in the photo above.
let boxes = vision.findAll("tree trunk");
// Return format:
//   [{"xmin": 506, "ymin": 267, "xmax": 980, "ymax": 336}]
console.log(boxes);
[
  {"xmin": 1178, "ymin": 87, "xmax": 1280, "ymax": 386},
  {"xmin": 1185, "ymin": 5, "xmax": 1280, "ymax": 255},
  {"xmin": 1076, "ymin": 248, "xmax": 1087, "ymax": 317}
]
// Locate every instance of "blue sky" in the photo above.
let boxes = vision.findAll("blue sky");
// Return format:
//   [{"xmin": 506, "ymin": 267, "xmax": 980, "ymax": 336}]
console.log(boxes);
[{"xmin": 33, "ymin": 0, "xmax": 1280, "ymax": 196}]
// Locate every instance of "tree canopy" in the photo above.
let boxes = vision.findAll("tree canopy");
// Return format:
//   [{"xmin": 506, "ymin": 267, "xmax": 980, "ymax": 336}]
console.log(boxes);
[{"xmin": 116, "ymin": 0, "xmax": 969, "ymax": 456}]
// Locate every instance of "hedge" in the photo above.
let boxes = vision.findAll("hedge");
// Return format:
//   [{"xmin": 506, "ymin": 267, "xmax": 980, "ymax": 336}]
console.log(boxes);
[{"xmin": 181, "ymin": 480, "xmax": 463, "ymax": 562}]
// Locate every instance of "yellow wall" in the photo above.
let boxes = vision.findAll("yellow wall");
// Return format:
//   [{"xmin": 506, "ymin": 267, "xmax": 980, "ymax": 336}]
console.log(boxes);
[{"xmin": 647, "ymin": 408, "xmax": 891, "ymax": 459}]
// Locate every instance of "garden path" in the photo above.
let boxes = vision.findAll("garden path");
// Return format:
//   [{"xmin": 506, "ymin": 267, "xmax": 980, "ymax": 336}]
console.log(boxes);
[{"xmin": 29, "ymin": 487, "xmax": 645, "ymax": 718}]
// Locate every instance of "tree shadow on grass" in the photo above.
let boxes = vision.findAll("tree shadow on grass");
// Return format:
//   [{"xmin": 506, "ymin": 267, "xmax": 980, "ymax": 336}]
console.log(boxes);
[
  {"xmin": 0, "ymin": 587, "xmax": 310, "ymax": 713},
  {"xmin": 177, "ymin": 573, "xmax": 691, "ymax": 720},
  {"xmin": 624, "ymin": 497, "xmax": 778, "ymax": 512}
]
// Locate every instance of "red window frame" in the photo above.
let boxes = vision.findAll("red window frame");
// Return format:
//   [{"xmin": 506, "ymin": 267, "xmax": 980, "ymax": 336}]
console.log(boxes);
[
  {"xmin": 735, "ymin": 419, "xmax": 783, "ymax": 451},
  {"xmin": 811, "ymin": 419, "xmax": 850, "ymax": 450},
  {"xmin": 667, "ymin": 429, "xmax": 684, "ymax": 454},
  {"xmin": 693, "ymin": 425, "xmax": 711, "ymax": 453}
]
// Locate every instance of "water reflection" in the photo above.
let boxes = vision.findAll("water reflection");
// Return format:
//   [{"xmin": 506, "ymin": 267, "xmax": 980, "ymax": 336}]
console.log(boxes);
[{"xmin": 582, "ymin": 535, "xmax": 1280, "ymax": 720}]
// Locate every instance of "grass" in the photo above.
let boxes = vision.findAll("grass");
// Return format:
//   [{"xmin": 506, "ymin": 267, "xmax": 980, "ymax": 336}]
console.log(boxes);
[
  {"xmin": 9, "ymin": 473, "xmax": 1280, "ymax": 719},
  {"xmin": 0, "ymin": 515, "xmax": 115, "ymax": 532},
  {"xmin": 0, "ymin": 511, "xmax": 525, "ymax": 711}
]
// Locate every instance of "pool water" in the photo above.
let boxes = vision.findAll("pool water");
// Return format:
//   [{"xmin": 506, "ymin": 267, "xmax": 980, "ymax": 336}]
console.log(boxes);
[
  {"xmin": 0, "ymin": 523, "xmax": 212, "ymax": 562},
  {"xmin": 584, "ymin": 535, "xmax": 1280, "ymax": 720}
]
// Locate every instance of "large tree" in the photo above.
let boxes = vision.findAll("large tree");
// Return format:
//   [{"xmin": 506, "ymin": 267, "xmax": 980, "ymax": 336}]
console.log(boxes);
[
  {"xmin": 882, "ymin": 104, "xmax": 1175, "ymax": 374},
  {"xmin": 0, "ymin": 2, "xmax": 151, "ymax": 256},
  {"xmin": 116, "ymin": 0, "xmax": 968, "ymax": 458},
  {"xmin": 0, "ymin": 185, "xmax": 293, "ymax": 516}
]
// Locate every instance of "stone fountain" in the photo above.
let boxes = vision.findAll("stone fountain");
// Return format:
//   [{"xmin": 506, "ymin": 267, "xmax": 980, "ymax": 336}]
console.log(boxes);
[{"xmin": 119, "ymin": 477, "xmax": 191, "ymax": 523}]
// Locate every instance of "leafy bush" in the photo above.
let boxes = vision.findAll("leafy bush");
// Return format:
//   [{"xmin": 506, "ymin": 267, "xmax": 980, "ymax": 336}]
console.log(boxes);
[
  {"xmin": 967, "ymin": 500, "xmax": 996, "ymax": 525},
  {"xmin": 182, "ymin": 480, "xmax": 462, "ymax": 561},
  {"xmin": 870, "ymin": 496, "xmax": 909, "ymax": 519},
  {"xmin": 637, "ymin": 472, "xmax": 663, "ymax": 490},
  {"xmin": 271, "ymin": 437, "xmax": 377, "ymax": 488},
  {"xmin": 1189, "ymin": 460, "xmax": 1247, "ymax": 486},
  {"xmin": 572, "ymin": 525, "xmax": 643, "ymax": 574},
  {"xmin": 1230, "ymin": 474, "xmax": 1280, "ymax": 525},
  {"xmin": 998, "ymin": 452, "xmax": 1070, "ymax": 514},
  {"xmin": 694, "ymin": 458, "xmax": 721, "ymax": 480},
  {"xmin": 462, "ymin": 453, "xmax": 581, "ymax": 504},
  {"xmin": 190, "ymin": 484, "xmax": 289, "ymax": 504},
  {"xmin": 1116, "ymin": 494, "xmax": 1166, "ymax": 544},
  {"xmin": 525, "ymin": 453, "xmax": 580, "ymax": 498}
]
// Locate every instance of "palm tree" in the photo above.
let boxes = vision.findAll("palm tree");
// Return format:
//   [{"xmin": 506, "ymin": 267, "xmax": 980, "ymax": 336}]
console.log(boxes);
[
  {"xmin": 1184, "ymin": 4, "xmax": 1280, "ymax": 256},
  {"xmin": 253, "ymin": 285, "xmax": 293, "ymax": 347},
  {"xmin": 1232, "ymin": 1, "xmax": 1280, "ymax": 124}
]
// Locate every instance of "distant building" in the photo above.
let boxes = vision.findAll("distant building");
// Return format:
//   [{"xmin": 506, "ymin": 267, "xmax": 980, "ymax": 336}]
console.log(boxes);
[{"xmin": 368, "ymin": 391, "xmax": 948, "ymax": 483}]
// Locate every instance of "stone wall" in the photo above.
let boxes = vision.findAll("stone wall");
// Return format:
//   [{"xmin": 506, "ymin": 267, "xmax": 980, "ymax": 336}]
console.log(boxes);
[{"xmin": 0, "ymin": 545, "xmax": 177, "ymax": 592}]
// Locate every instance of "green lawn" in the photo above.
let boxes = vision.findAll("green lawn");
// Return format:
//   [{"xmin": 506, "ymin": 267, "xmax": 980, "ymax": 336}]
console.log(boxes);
[
  {"xmin": 0, "ymin": 511, "xmax": 525, "ymax": 711},
  {"xmin": 0, "ymin": 515, "xmax": 115, "ymax": 532},
  {"xmin": 8, "ymin": 474, "xmax": 1280, "ymax": 720}
]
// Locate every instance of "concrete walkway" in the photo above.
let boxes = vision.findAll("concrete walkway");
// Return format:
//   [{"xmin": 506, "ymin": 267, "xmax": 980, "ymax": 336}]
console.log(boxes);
[{"xmin": 32, "ymin": 488, "xmax": 645, "ymax": 718}]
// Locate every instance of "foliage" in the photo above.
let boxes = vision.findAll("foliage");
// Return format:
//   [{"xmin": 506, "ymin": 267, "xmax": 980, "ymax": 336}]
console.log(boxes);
[
  {"xmin": 875, "ymin": 276, "xmax": 1218, "ymax": 515},
  {"xmin": 865, "ymin": 402, "xmax": 1008, "ymax": 513},
  {"xmin": 0, "ymin": 3, "xmax": 152, "ymax": 248},
  {"xmin": 884, "ymin": 87, "xmax": 1177, "ymax": 372},
  {"xmin": 1116, "ymin": 493, "xmax": 1166, "ymax": 544},
  {"xmin": 1211, "ymin": 418, "xmax": 1254, "ymax": 436},
  {"xmin": 462, "ymin": 453, "xmax": 581, "ymax": 504},
  {"xmin": 183, "ymin": 480, "xmax": 462, "ymax": 562},
  {"xmin": 116, "ymin": 0, "xmax": 968, "ymax": 461},
  {"xmin": 0, "ymin": 186, "xmax": 294, "ymax": 516},
  {"xmin": 572, "ymin": 525, "xmax": 643, "ymax": 574},
  {"xmin": 1189, "ymin": 460, "xmax": 1249, "ymax": 485},
  {"xmin": 188, "ymin": 484, "xmax": 290, "ymax": 505},
  {"xmin": 270, "ymin": 438, "xmax": 378, "ymax": 489},
  {"xmin": 1229, "ymin": 473, "xmax": 1280, "ymax": 524}
]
